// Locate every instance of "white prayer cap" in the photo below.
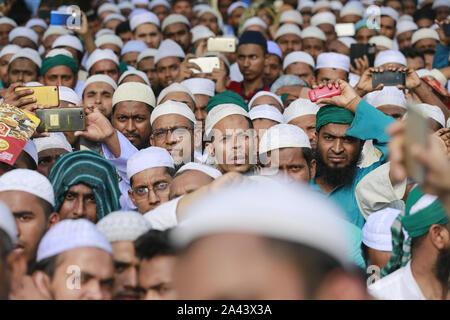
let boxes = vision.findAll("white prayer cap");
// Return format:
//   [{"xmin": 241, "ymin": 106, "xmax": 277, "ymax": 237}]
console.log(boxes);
[
  {"xmin": 275, "ymin": 24, "xmax": 302, "ymax": 40},
  {"xmin": 0, "ymin": 169, "xmax": 55, "ymax": 207},
  {"xmin": 227, "ymin": 2, "xmax": 248, "ymax": 16},
  {"xmin": 119, "ymin": 2, "xmax": 135, "ymax": 10},
  {"xmin": 259, "ymin": 123, "xmax": 310, "ymax": 155},
  {"xmin": 171, "ymin": 177, "xmax": 353, "ymax": 267},
  {"xmin": 280, "ymin": 10, "xmax": 303, "ymax": 26},
  {"xmin": 190, "ymin": 25, "xmax": 214, "ymax": 44},
  {"xmin": 25, "ymin": 81, "xmax": 43, "ymax": 86},
  {"xmin": 26, "ymin": 18, "xmax": 48, "ymax": 29},
  {"xmin": 161, "ymin": 14, "xmax": 190, "ymax": 32},
  {"xmin": 249, "ymin": 104, "xmax": 284, "ymax": 123},
  {"xmin": 398, "ymin": 15, "xmax": 414, "ymax": 23},
  {"xmin": 248, "ymin": 91, "xmax": 283, "ymax": 110},
  {"xmin": 283, "ymin": 51, "xmax": 315, "ymax": 70},
  {"xmin": 362, "ymin": 208, "xmax": 401, "ymax": 251},
  {"xmin": 0, "ymin": 44, "xmax": 20, "ymax": 58},
  {"xmin": 364, "ymin": 86, "xmax": 407, "ymax": 109},
  {"xmin": 267, "ymin": 40, "xmax": 282, "ymax": 59},
  {"xmin": 447, "ymin": 117, "xmax": 450, "ymax": 129},
  {"xmin": 411, "ymin": 28, "xmax": 440, "ymax": 45},
  {"xmin": 301, "ymin": 26, "xmax": 326, "ymax": 41},
  {"xmin": 198, "ymin": 7, "xmax": 220, "ymax": 21},
  {"xmin": 97, "ymin": 211, "xmax": 152, "ymax": 243},
  {"xmin": 415, "ymin": 103, "xmax": 446, "ymax": 127},
  {"xmin": 0, "ymin": 200, "xmax": 17, "ymax": 245},
  {"xmin": 151, "ymin": 100, "xmax": 195, "ymax": 125},
  {"xmin": 132, "ymin": 0, "xmax": 149, "ymax": 5},
  {"xmin": 127, "ymin": 146, "xmax": 174, "ymax": 179},
  {"xmin": 298, "ymin": 0, "xmax": 314, "ymax": 11},
  {"xmin": 176, "ymin": 162, "xmax": 222, "ymax": 179},
  {"xmin": 59, "ymin": 86, "xmax": 81, "ymax": 105},
  {"xmin": 9, "ymin": 48, "xmax": 42, "ymax": 68},
  {"xmin": 112, "ymin": 82, "xmax": 156, "ymax": 107},
  {"xmin": 181, "ymin": 78, "xmax": 215, "ymax": 97},
  {"xmin": 312, "ymin": 0, "xmax": 331, "ymax": 13},
  {"xmin": 311, "ymin": 12, "xmax": 336, "ymax": 27},
  {"xmin": 103, "ymin": 13, "xmax": 126, "ymax": 23},
  {"xmin": 119, "ymin": 69, "xmax": 151, "ymax": 86},
  {"xmin": 430, "ymin": 69, "xmax": 448, "ymax": 87},
  {"xmin": 340, "ymin": 4, "xmax": 364, "ymax": 17},
  {"xmin": 432, "ymin": 0, "xmax": 450, "ymax": 9},
  {"xmin": 33, "ymin": 132, "xmax": 73, "ymax": 154},
  {"xmin": 396, "ymin": 21, "xmax": 418, "ymax": 36},
  {"xmin": 121, "ymin": 40, "xmax": 148, "ymax": 56},
  {"xmin": 43, "ymin": 26, "xmax": 70, "ymax": 41},
  {"xmin": 149, "ymin": 0, "xmax": 171, "ymax": 10},
  {"xmin": 205, "ymin": 103, "xmax": 250, "ymax": 136},
  {"xmin": 137, "ymin": 48, "xmax": 158, "ymax": 63},
  {"xmin": 86, "ymin": 48, "xmax": 119, "ymax": 71},
  {"xmin": 330, "ymin": 1, "xmax": 343, "ymax": 11},
  {"xmin": 45, "ymin": 48, "xmax": 73, "ymax": 58},
  {"xmin": 316, "ymin": 52, "xmax": 350, "ymax": 72},
  {"xmin": 338, "ymin": 36, "xmax": 356, "ymax": 48},
  {"xmin": 129, "ymin": 8, "xmax": 149, "ymax": 20},
  {"xmin": 95, "ymin": 28, "xmax": 115, "ymax": 38},
  {"xmin": 154, "ymin": 39, "xmax": 185, "ymax": 65},
  {"xmin": 130, "ymin": 11, "xmax": 160, "ymax": 31},
  {"xmin": 95, "ymin": 34, "xmax": 124, "ymax": 49},
  {"xmin": 83, "ymin": 74, "xmax": 117, "ymax": 93},
  {"xmin": 242, "ymin": 17, "xmax": 267, "ymax": 31},
  {"xmin": 374, "ymin": 50, "xmax": 407, "ymax": 67},
  {"xmin": 9, "ymin": 27, "xmax": 39, "ymax": 45},
  {"xmin": 193, "ymin": 4, "xmax": 209, "ymax": 14},
  {"xmin": 36, "ymin": 219, "xmax": 113, "ymax": 262},
  {"xmin": 369, "ymin": 35, "xmax": 394, "ymax": 50},
  {"xmin": 157, "ymin": 82, "xmax": 195, "ymax": 105},
  {"xmin": 284, "ymin": 98, "xmax": 320, "ymax": 123},
  {"xmin": 52, "ymin": 35, "xmax": 83, "ymax": 52},
  {"xmin": 98, "ymin": 3, "xmax": 120, "ymax": 16},
  {"xmin": 380, "ymin": 6, "xmax": 399, "ymax": 21},
  {"xmin": 0, "ymin": 17, "xmax": 17, "ymax": 27}
]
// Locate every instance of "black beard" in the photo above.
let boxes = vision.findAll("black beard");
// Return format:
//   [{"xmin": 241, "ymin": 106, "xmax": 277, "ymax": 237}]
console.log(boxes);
[
  {"xmin": 314, "ymin": 149, "xmax": 361, "ymax": 187},
  {"xmin": 435, "ymin": 247, "xmax": 450, "ymax": 287}
]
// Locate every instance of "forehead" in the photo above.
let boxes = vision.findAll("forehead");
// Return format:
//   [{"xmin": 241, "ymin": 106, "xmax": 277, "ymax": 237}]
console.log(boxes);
[
  {"xmin": 38, "ymin": 148, "xmax": 69, "ymax": 158},
  {"xmin": 328, "ymin": 40, "xmax": 347, "ymax": 51},
  {"xmin": 200, "ymin": 12, "xmax": 217, "ymax": 20},
  {"xmin": 302, "ymin": 38, "xmax": 323, "ymax": 47},
  {"xmin": 132, "ymin": 167, "xmax": 171, "ymax": 185},
  {"xmin": 121, "ymin": 51, "xmax": 139, "ymax": 60},
  {"xmin": 213, "ymin": 114, "xmax": 250, "ymax": 132},
  {"xmin": 237, "ymin": 43, "xmax": 264, "ymax": 55},
  {"xmin": 0, "ymin": 24, "xmax": 13, "ymax": 31},
  {"xmin": 91, "ymin": 59, "xmax": 117, "ymax": 71},
  {"xmin": 115, "ymin": 101, "xmax": 150, "ymax": 114},
  {"xmin": 157, "ymin": 56, "xmax": 181, "ymax": 68},
  {"xmin": 136, "ymin": 23, "xmax": 158, "ymax": 33},
  {"xmin": 380, "ymin": 16, "xmax": 395, "ymax": 25},
  {"xmin": 319, "ymin": 122, "xmax": 350, "ymax": 136},
  {"xmin": 0, "ymin": 54, "xmax": 13, "ymax": 63},
  {"xmin": 121, "ymin": 75, "xmax": 146, "ymax": 84},
  {"xmin": 84, "ymin": 82, "xmax": 114, "ymax": 93},
  {"xmin": 9, "ymin": 58, "xmax": 36, "ymax": 70},
  {"xmin": 317, "ymin": 68, "xmax": 347, "ymax": 78},
  {"xmin": 165, "ymin": 22, "xmax": 188, "ymax": 33},
  {"xmin": 58, "ymin": 247, "xmax": 113, "ymax": 274},
  {"xmin": 277, "ymin": 147, "xmax": 306, "ymax": 163},
  {"xmin": 163, "ymin": 91, "xmax": 192, "ymax": 103},
  {"xmin": 278, "ymin": 33, "xmax": 301, "ymax": 42},
  {"xmin": 0, "ymin": 190, "xmax": 40, "ymax": 206},
  {"xmin": 415, "ymin": 38, "xmax": 437, "ymax": 47},
  {"xmin": 45, "ymin": 65, "xmax": 74, "ymax": 75},
  {"xmin": 138, "ymin": 57, "xmax": 155, "ymax": 68},
  {"xmin": 287, "ymin": 62, "xmax": 311, "ymax": 73},
  {"xmin": 289, "ymin": 114, "xmax": 316, "ymax": 126},
  {"xmin": 172, "ymin": 170, "xmax": 213, "ymax": 189},
  {"xmin": 67, "ymin": 183, "xmax": 94, "ymax": 194},
  {"xmin": 253, "ymin": 95, "xmax": 281, "ymax": 108},
  {"xmin": 152, "ymin": 113, "xmax": 191, "ymax": 128},
  {"xmin": 100, "ymin": 43, "xmax": 120, "ymax": 52}
]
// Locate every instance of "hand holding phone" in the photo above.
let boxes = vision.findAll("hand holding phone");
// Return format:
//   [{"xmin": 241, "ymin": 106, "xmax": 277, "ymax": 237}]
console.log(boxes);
[
  {"xmin": 309, "ymin": 85, "xmax": 342, "ymax": 102},
  {"xmin": 36, "ymin": 107, "xmax": 85, "ymax": 132},
  {"xmin": 372, "ymin": 70, "xmax": 406, "ymax": 87},
  {"xmin": 15, "ymin": 86, "xmax": 59, "ymax": 107}
]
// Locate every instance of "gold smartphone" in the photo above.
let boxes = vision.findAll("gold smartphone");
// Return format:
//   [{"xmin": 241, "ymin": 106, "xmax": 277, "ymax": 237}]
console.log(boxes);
[
  {"xmin": 207, "ymin": 37, "xmax": 236, "ymax": 53},
  {"xmin": 36, "ymin": 107, "xmax": 85, "ymax": 132},
  {"xmin": 16, "ymin": 86, "xmax": 59, "ymax": 107},
  {"xmin": 404, "ymin": 102, "xmax": 428, "ymax": 184}
]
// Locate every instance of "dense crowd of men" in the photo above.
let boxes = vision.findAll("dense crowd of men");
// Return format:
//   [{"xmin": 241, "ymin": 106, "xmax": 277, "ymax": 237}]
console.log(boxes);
[{"xmin": 0, "ymin": 0, "xmax": 449, "ymax": 300}]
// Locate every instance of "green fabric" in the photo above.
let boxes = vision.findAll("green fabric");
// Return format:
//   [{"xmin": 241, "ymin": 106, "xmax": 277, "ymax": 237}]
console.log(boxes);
[
  {"xmin": 48, "ymin": 150, "xmax": 121, "ymax": 220},
  {"xmin": 206, "ymin": 90, "xmax": 249, "ymax": 113},
  {"xmin": 281, "ymin": 93, "xmax": 288, "ymax": 104},
  {"xmin": 315, "ymin": 104, "xmax": 355, "ymax": 133},
  {"xmin": 119, "ymin": 61, "xmax": 130, "ymax": 74},
  {"xmin": 40, "ymin": 55, "xmax": 78, "ymax": 76}
]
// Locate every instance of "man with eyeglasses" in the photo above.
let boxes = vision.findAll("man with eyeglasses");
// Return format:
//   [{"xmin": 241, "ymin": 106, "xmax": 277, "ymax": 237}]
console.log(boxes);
[
  {"xmin": 150, "ymin": 100, "xmax": 197, "ymax": 170},
  {"xmin": 127, "ymin": 146, "xmax": 175, "ymax": 214}
]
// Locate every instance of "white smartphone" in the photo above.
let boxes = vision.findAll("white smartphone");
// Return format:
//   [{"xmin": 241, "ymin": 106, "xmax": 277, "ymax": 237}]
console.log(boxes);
[
  {"xmin": 335, "ymin": 23, "xmax": 355, "ymax": 37},
  {"xmin": 189, "ymin": 57, "xmax": 220, "ymax": 74},
  {"xmin": 207, "ymin": 38, "xmax": 236, "ymax": 53}
]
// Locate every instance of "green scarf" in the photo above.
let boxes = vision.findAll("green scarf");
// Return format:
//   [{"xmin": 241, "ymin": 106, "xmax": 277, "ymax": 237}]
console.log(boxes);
[
  {"xmin": 315, "ymin": 104, "xmax": 355, "ymax": 133},
  {"xmin": 41, "ymin": 54, "xmax": 78, "ymax": 76}
]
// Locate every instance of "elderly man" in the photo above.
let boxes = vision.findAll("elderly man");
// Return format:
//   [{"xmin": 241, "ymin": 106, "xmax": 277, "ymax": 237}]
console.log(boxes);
[
  {"xmin": 86, "ymin": 49, "xmax": 120, "ymax": 83},
  {"xmin": 283, "ymin": 51, "xmax": 316, "ymax": 87},
  {"xmin": 39, "ymin": 50, "xmax": 78, "ymax": 89},
  {"xmin": 369, "ymin": 188, "xmax": 449, "ymax": 300},
  {"xmin": 0, "ymin": 170, "xmax": 59, "ymax": 273},
  {"xmin": 82, "ymin": 75, "xmax": 117, "ymax": 119},
  {"xmin": 130, "ymin": 12, "xmax": 162, "ymax": 49},
  {"xmin": 48, "ymin": 151, "xmax": 121, "ymax": 223},
  {"xmin": 150, "ymin": 100, "xmax": 196, "ymax": 168},
  {"xmin": 161, "ymin": 14, "xmax": 191, "ymax": 52},
  {"xmin": 135, "ymin": 229, "xmax": 177, "ymax": 300},
  {"xmin": 154, "ymin": 39, "xmax": 186, "ymax": 89},
  {"xmin": 127, "ymin": 147, "xmax": 175, "ymax": 214},
  {"xmin": 97, "ymin": 211, "xmax": 152, "ymax": 300},
  {"xmin": 32, "ymin": 219, "xmax": 114, "ymax": 300},
  {"xmin": 111, "ymin": 82, "xmax": 156, "ymax": 150}
]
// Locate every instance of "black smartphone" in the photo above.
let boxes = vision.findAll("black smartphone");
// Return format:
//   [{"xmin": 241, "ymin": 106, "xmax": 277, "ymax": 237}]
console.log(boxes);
[
  {"xmin": 444, "ymin": 23, "xmax": 450, "ymax": 37},
  {"xmin": 36, "ymin": 108, "xmax": 85, "ymax": 132},
  {"xmin": 372, "ymin": 70, "xmax": 406, "ymax": 87},
  {"xmin": 350, "ymin": 43, "xmax": 376, "ymax": 68}
]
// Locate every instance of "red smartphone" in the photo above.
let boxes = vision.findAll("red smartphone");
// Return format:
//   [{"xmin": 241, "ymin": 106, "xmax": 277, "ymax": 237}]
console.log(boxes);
[{"xmin": 309, "ymin": 85, "xmax": 342, "ymax": 102}]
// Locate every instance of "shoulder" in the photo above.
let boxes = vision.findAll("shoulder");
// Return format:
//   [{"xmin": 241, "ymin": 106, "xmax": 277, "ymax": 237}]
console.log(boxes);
[{"xmin": 367, "ymin": 267, "xmax": 406, "ymax": 300}]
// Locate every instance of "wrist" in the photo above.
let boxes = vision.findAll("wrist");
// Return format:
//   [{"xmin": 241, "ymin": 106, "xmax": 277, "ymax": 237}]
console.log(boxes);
[
  {"xmin": 354, "ymin": 86, "xmax": 367, "ymax": 97},
  {"xmin": 347, "ymin": 96, "xmax": 362, "ymax": 113}
]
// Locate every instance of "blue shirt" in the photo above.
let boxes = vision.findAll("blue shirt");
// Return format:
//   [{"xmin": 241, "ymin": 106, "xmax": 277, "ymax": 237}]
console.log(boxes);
[{"xmin": 311, "ymin": 100, "xmax": 395, "ymax": 229}]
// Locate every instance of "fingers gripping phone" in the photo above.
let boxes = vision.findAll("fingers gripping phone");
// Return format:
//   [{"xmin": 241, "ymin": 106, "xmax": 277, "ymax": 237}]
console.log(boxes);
[
  {"xmin": 15, "ymin": 86, "xmax": 59, "ymax": 107},
  {"xmin": 36, "ymin": 108, "xmax": 85, "ymax": 132},
  {"xmin": 350, "ymin": 43, "xmax": 376, "ymax": 68},
  {"xmin": 309, "ymin": 85, "xmax": 342, "ymax": 102}
]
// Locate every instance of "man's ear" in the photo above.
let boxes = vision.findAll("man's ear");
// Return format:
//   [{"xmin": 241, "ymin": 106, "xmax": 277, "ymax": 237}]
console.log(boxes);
[
  {"xmin": 309, "ymin": 158, "xmax": 316, "ymax": 179},
  {"xmin": 31, "ymin": 271, "xmax": 54, "ymax": 300},
  {"xmin": 47, "ymin": 212, "xmax": 60, "ymax": 229},
  {"xmin": 128, "ymin": 189, "xmax": 138, "ymax": 207},
  {"xmin": 205, "ymin": 141, "xmax": 215, "ymax": 158},
  {"xmin": 149, "ymin": 135, "xmax": 155, "ymax": 147},
  {"xmin": 429, "ymin": 224, "xmax": 449, "ymax": 251}
]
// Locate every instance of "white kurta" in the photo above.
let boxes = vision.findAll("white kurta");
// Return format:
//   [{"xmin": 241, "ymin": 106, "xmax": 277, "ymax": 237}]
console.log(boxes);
[
  {"xmin": 143, "ymin": 197, "xmax": 181, "ymax": 231},
  {"xmin": 368, "ymin": 261, "xmax": 426, "ymax": 300}
]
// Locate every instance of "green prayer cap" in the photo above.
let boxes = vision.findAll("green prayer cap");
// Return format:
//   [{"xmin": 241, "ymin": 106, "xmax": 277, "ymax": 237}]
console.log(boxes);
[
  {"xmin": 41, "ymin": 54, "xmax": 78, "ymax": 76},
  {"xmin": 315, "ymin": 104, "xmax": 354, "ymax": 133},
  {"xmin": 402, "ymin": 187, "xmax": 449, "ymax": 238},
  {"xmin": 206, "ymin": 90, "xmax": 248, "ymax": 114}
]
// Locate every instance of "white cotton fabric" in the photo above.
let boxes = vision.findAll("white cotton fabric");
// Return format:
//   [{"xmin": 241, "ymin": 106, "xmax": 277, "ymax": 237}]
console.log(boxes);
[
  {"xmin": 0, "ymin": 44, "xmax": 20, "ymax": 58},
  {"xmin": 280, "ymin": 10, "xmax": 303, "ymax": 26},
  {"xmin": 9, "ymin": 27, "xmax": 38, "ymax": 44},
  {"xmin": 154, "ymin": 39, "xmax": 185, "ymax": 64},
  {"xmin": 127, "ymin": 146, "xmax": 174, "ymax": 179},
  {"xmin": 157, "ymin": 83, "xmax": 195, "ymax": 105},
  {"xmin": 275, "ymin": 24, "xmax": 302, "ymax": 40},
  {"xmin": 112, "ymin": 82, "xmax": 156, "ymax": 107},
  {"xmin": 283, "ymin": 51, "xmax": 315, "ymax": 70},
  {"xmin": 118, "ymin": 69, "xmax": 150, "ymax": 86},
  {"xmin": 83, "ymin": 74, "xmax": 117, "ymax": 93},
  {"xmin": 52, "ymin": 35, "xmax": 83, "ymax": 52},
  {"xmin": 259, "ymin": 123, "xmax": 311, "ymax": 155},
  {"xmin": 283, "ymin": 98, "xmax": 319, "ymax": 123},
  {"xmin": 205, "ymin": 104, "xmax": 250, "ymax": 136},
  {"xmin": 411, "ymin": 28, "xmax": 440, "ymax": 45},
  {"xmin": 95, "ymin": 34, "xmax": 124, "ymax": 49},
  {"xmin": 176, "ymin": 162, "xmax": 222, "ymax": 179},
  {"xmin": 150, "ymin": 100, "xmax": 196, "ymax": 125},
  {"xmin": 181, "ymin": 78, "xmax": 215, "ymax": 97},
  {"xmin": 97, "ymin": 211, "xmax": 152, "ymax": 242},
  {"xmin": 9, "ymin": 48, "xmax": 41, "ymax": 68},
  {"xmin": 362, "ymin": 207, "xmax": 401, "ymax": 251},
  {"xmin": 374, "ymin": 50, "xmax": 407, "ymax": 67},
  {"xmin": 130, "ymin": 11, "xmax": 160, "ymax": 30},
  {"xmin": 86, "ymin": 49, "xmax": 119, "ymax": 71},
  {"xmin": 161, "ymin": 14, "xmax": 190, "ymax": 32},
  {"xmin": 249, "ymin": 104, "xmax": 284, "ymax": 123},
  {"xmin": 316, "ymin": 52, "xmax": 350, "ymax": 72},
  {"xmin": 137, "ymin": 48, "xmax": 158, "ymax": 63},
  {"xmin": 59, "ymin": 86, "xmax": 81, "ymax": 104},
  {"xmin": 300, "ymin": 26, "xmax": 326, "ymax": 41},
  {"xmin": 248, "ymin": 91, "xmax": 283, "ymax": 110},
  {"xmin": 33, "ymin": 132, "xmax": 73, "ymax": 154},
  {"xmin": 311, "ymin": 12, "xmax": 336, "ymax": 26}
]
